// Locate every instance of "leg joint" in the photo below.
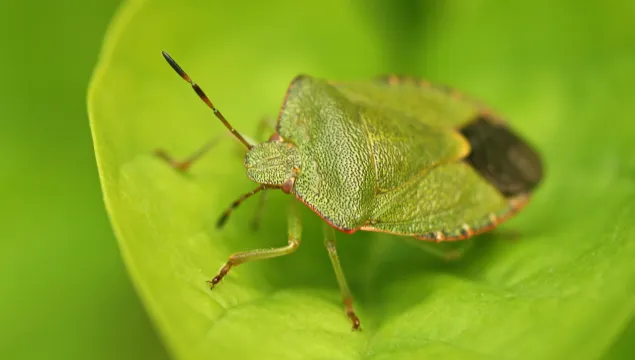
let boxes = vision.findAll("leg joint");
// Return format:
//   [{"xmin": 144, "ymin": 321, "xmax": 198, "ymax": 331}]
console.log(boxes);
[
  {"xmin": 324, "ymin": 239, "xmax": 336, "ymax": 253},
  {"xmin": 288, "ymin": 237, "xmax": 301, "ymax": 249}
]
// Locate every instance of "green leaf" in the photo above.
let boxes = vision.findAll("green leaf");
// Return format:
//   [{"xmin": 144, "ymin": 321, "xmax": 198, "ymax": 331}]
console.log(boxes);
[{"xmin": 88, "ymin": 0, "xmax": 635, "ymax": 359}]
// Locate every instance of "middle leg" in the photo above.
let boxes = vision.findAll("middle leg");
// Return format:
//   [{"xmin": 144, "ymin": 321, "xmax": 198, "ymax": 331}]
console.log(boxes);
[{"xmin": 323, "ymin": 224, "xmax": 361, "ymax": 331}]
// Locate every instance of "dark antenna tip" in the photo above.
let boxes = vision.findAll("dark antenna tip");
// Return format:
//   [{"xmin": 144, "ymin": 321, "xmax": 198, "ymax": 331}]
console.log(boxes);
[
  {"xmin": 216, "ymin": 213, "xmax": 229, "ymax": 229},
  {"xmin": 161, "ymin": 49, "xmax": 252, "ymax": 149},
  {"xmin": 161, "ymin": 50, "xmax": 190, "ymax": 82}
]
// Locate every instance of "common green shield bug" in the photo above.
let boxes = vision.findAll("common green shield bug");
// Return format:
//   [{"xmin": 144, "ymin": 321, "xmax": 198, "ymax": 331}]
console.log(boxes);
[{"xmin": 157, "ymin": 51, "xmax": 543, "ymax": 331}]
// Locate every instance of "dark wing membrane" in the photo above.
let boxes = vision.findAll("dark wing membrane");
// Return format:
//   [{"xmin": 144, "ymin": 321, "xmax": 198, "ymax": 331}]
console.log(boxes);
[{"xmin": 460, "ymin": 116, "xmax": 543, "ymax": 197}]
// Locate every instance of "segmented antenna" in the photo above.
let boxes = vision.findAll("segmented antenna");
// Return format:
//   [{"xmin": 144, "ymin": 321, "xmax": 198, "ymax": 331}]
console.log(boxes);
[
  {"xmin": 217, "ymin": 185, "xmax": 269, "ymax": 228},
  {"xmin": 162, "ymin": 51, "xmax": 252, "ymax": 149}
]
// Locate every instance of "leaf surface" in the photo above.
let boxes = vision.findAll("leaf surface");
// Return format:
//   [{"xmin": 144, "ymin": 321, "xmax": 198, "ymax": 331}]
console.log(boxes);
[{"xmin": 88, "ymin": 0, "xmax": 635, "ymax": 359}]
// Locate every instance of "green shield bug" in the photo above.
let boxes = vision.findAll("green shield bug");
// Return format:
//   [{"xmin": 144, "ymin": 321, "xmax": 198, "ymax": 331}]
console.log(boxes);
[{"xmin": 157, "ymin": 51, "xmax": 543, "ymax": 331}]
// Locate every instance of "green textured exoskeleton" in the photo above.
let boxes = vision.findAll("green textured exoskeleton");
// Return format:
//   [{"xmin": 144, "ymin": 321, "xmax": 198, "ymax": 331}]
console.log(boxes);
[{"xmin": 158, "ymin": 52, "xmax": 543, "ymax": 330}]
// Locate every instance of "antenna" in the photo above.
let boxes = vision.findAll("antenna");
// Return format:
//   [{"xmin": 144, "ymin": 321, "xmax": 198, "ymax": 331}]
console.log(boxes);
[
  {"xmin": 217, "ymin": 184, "xmax": 270, "ymax": 228},
  {"xmin": 162, "ymin": 51, "xmax": 252, "ymax": 149}
]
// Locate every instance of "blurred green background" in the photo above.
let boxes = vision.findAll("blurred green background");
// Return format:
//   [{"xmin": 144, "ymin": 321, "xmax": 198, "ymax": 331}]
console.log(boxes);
[
  {"xmin": 2, "ymin": 0, "xmax": 635, "ymax": 359},
  {"xmin": 0, "ymin": 0, "xmax": 169, "ymax": 359}
]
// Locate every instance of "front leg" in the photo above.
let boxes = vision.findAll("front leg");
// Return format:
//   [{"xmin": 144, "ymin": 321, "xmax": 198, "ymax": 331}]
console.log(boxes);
[
  {"xmin": 208, "ymin": 201, "xmax": 302, "ymax": 287},
  {"xmin": 323, "ymin": 224, "xmax": 361, "ymax": 331}
]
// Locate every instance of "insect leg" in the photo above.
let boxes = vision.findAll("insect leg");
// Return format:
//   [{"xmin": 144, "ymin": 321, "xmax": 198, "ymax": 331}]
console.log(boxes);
[
  {"xmin": 154, "ymin": 116, "xmax": 275, "ymax": 173},
  {"xmin": 323, "ymin": 224, "xmax": 361, "ymax": 331},
  {"xmin": 405, "ymin": 238, "xmax": 474, "ymax": 261},
  {"xmin": 154, "ymin": 135, "xmax": 223, "ymax": 172},
  {"xmin": 208, "ymin": 201, "xmax": 302, "ymax": 288}
]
